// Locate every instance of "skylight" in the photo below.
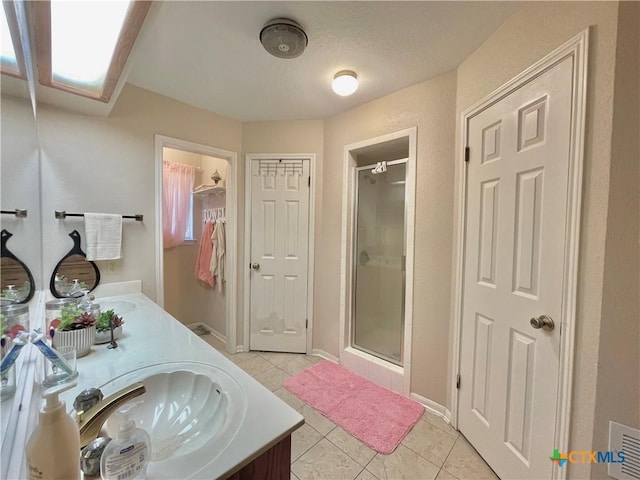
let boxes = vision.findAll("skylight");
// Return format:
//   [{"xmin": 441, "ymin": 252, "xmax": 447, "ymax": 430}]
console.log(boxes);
[
  {"xmin": 51, "ymin": 0, "xmax": 131, "ymax": 91},
  {"xmin": 29, "ymin": 0, "xmax": 151, "ymax": 103},
  {"xmin": 1, "ymin": 3, "xmax": 20, "ymax": 75}
]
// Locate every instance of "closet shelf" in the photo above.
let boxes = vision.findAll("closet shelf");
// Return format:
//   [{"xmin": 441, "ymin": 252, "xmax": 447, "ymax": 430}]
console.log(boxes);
[{"xmin": 193, "ymin": 184, "xmax": 225, "ymax": 196}]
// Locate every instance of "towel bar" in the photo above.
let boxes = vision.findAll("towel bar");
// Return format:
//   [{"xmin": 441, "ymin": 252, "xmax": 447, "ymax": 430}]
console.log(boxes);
[
  {"xmin": 54, "ymin": 211, "xmax": 143, "ymax": 221},
  {"xmin": 1, "ymin": 209, "xmax": 27, "ymax": 218}
]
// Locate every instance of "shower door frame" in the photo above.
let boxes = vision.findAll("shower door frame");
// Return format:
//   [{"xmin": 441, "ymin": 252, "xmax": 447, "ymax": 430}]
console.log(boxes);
[
  {"xmin": 339, "ymin": 127, "xmax": 417, "ymax": 396},
  {"xmin": 351, "ymin": 159, "xmax": 408, "ymax": 366}
]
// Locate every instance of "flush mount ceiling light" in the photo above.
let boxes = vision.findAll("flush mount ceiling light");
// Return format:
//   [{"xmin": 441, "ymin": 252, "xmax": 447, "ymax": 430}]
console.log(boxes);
[
  {"xmin": 260, "ymin": 18, "xmax": 308, "ymax": 59},
  {"xmin": 332, "ymin": 70, "xmax": 358, "ymax": 96}
]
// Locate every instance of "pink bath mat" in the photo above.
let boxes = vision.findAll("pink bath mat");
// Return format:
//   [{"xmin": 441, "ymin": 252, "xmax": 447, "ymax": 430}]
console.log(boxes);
[{"xmin": 284, "ymin": 360, "xmax": 424, "ymax": 454}]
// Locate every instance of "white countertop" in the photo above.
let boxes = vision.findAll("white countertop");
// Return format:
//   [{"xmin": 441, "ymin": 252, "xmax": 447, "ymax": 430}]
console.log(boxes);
[{"xmin": 1, "ymin": 291, "xmax": 304, "ymax": 479}]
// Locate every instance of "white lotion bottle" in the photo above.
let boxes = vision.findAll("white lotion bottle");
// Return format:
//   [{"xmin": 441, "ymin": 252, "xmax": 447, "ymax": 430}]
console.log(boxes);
[
  {"xmin": 26, "ymin": 381, "xmax": 80, "ymax": 480},
  {"xmin": 100, "ymin": 402, "xmax": 151, "ymax": 480}
]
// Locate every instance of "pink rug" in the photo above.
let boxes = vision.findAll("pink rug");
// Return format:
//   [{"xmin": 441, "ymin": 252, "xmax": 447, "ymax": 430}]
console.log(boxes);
[{"xmin": 284, "ymin": 360, "xmax": 424, "ymax": 454}]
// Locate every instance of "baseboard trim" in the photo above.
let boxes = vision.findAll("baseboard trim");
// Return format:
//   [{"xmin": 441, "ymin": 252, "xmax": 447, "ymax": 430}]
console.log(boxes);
[
  {"xmin": 208, "ymin": 328, "xmax": 226, "ymax": 344},
  {"xmin": 310, "ymin": 349, "xmax": 339, "ymax": 363},
  {"xmin": 444, "ymin": 408, "xmax": 453, "ymax": 426},
  {"xmin": 410, "ymin": 392, "xmax": 451, "ymax": 425}
]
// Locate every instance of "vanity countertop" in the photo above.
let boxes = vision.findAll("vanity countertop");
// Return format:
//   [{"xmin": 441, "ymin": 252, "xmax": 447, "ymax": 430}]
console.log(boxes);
[{"xmin": 1, "ymin": 291, "xmax": 304, "ymax": 479}]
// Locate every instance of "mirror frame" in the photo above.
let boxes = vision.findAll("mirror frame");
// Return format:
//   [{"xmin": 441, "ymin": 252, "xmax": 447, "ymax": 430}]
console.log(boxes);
[
  {"xmin": 0, "ymin": 229, "xmax": 35, "ymax": 303},
  {"xmin": 49, "ymin": 230, "xmax": 101, "ymax": 298}
]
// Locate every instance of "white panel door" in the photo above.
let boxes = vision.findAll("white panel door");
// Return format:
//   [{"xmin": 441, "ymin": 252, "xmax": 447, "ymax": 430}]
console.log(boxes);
[
  {"xmin": 459, "ymin": 57, "xmax": 573, "ymax": 479},
  {"xmin": 249, "ymin": 159, "xmax": 310, "ymax": 353}
]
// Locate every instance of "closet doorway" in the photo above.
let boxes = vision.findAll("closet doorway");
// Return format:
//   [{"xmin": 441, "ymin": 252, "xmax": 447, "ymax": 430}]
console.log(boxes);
[{"xmin": 154, "ymin": 135, "xmax": 238, "ymax": 353}]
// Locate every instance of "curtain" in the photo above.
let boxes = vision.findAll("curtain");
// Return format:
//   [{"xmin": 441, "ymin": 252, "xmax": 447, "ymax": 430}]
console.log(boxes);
[{"xmin": 163, "ymin": 161, "xmax": 195, "ymax": 249}]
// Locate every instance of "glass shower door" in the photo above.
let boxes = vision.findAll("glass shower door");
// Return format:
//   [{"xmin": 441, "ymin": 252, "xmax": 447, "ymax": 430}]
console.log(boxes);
[{"xmin": 352, "ymin": 161, "xmax": 406, "ymax": 365}]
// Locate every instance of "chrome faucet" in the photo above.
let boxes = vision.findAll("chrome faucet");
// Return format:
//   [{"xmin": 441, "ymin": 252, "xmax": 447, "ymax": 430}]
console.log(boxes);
[{"xmin": 77, "ymin": 382, "xmax": 146, "ymax": 448}]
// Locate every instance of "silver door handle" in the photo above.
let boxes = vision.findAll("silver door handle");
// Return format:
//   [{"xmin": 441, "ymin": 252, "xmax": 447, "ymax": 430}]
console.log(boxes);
[
  {"xmin": 251, "ymin": 263, "xmax": 260, "ymax": 270},
  {"xmin": 530, "ymin": 314, "xmax": 555, "ymax": 331}
]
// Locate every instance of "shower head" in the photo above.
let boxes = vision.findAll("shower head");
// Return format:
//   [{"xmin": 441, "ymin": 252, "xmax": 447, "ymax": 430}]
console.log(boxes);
[{"xmin": 363, "ymin": 174, "xmax": 376, "ymax": 184}]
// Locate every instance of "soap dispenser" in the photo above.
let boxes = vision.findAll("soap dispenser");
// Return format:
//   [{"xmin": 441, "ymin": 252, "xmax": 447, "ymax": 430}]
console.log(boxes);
[
  {"xmin": 26, "ymin": 381, "xmax": 80, "ymax": 480},
  {"xmin": 100, "ymin": 402, "xmax": 151, "ymax": 480}
]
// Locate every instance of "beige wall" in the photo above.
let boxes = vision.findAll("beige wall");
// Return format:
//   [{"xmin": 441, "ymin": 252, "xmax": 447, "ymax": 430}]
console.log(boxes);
[
  {"xmin": 37, "ymin": 84, "xmax": 241, "ymax": 300},
  {"xmin": 0, "ymin": 94, "xmax": 42, "ymax": 290},
  {"xmin": 241, "ymin": 120, "xmax": 324, "ymax": 344},
  {"xmin": 593, "ymin": 2, "xmax": 640, "ymax": 477},
  {"xmin": 321, "ymin": 71, "xmax": 457, "ymax": 405},
  {"xmin": 454, "ymin": 2, "xmax": 624, "ymax": 478}
]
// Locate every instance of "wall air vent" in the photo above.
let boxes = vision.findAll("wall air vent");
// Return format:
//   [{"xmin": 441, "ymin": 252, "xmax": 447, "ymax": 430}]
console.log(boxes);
[{"xmin": 609, "ymin": 421, "xmax": 640, "ymax": 480}]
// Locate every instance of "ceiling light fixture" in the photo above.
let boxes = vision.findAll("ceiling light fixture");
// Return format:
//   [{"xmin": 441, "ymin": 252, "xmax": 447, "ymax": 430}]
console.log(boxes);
[{"xmin": 332, "ymin": 70, "xmax": 358, "ymax": 96}]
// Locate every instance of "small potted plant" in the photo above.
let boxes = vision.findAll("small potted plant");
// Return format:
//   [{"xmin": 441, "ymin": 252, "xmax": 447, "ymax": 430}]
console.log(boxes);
[
  {"xmin": 95, "ymin": 310, "xmax": 124, "ymax": 344},
  {"xmin": 50, "ymin": 304, "xmax": 96, "ymax": 357}
]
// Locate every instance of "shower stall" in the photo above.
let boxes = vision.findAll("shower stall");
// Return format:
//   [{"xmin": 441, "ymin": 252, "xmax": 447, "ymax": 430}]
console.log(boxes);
[{"xmin": 352, "ymin": 159, "xmax": 407, "ymax": 365}]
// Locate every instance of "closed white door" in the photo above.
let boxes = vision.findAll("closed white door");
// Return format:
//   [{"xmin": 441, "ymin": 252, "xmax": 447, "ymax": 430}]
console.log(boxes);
[
  {"xmin": 459, "ymin": 56, "xmax": 573, "ymax": 479},
  {"xmin": 249, "ymin": 158, "xmax": 310, "ymax": 353}
]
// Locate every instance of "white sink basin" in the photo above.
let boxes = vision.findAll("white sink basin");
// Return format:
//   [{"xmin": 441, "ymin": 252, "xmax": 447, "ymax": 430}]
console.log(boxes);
[
  {"xmin": 98, "ymin": 299, "xmax": 137, "ymax": 314},
  {"xmin": 99, "ymin": 361, "xmax": 247, "ymax": 478}
]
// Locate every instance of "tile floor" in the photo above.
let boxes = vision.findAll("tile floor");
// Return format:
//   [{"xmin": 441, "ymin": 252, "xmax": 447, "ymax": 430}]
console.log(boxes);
[{"xmin": 201, "ymin": 335, "xmax": 499, "ymax": 480}]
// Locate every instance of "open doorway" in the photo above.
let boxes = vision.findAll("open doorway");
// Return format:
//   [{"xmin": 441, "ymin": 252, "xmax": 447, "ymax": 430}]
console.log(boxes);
[{"xmin": 154, "ymin": 135, "xmax": 238, "ymax": 353}]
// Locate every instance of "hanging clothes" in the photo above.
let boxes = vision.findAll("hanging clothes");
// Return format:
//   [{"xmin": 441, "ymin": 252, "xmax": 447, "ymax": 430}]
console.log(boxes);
[
  {"xmin": 194, "ymin": 222, "xmax": 216, "ymax": 288},
  {"xmin": 210, "ymin": 220, "xmax": 225, "ymax": 291}
]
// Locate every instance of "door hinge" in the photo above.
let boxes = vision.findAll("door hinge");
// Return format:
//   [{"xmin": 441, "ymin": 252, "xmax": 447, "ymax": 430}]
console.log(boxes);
[
  {"xmin": 456, "ymin": 374, "xmax": 461, "ymax": 389},
  {"xmin": 464, "ymin": 146, "xmax": 470, "ymax": 163},
  {"xmin": 305, "ymin": 319, "xmax": 308, "ymax": 329},
  {"xmin": 308, "ymin": 176, "xmax": 311, "ymax": 187}
]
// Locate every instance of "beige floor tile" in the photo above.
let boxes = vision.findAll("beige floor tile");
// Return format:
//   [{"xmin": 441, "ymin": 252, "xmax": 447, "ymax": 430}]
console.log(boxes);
[
  {"xmin": 326, "ymin": 427, "xmax": 377, "ymax": 467},
  {"xmin": 280, "ymin": 356, "xmax": 317, "ymax": 376},
  {"xmin": 435, "ymin": 469, "xmax": 461, "ymax": 480},
  {"xmin": 421, "ymin": 410, "xmax": 458, "ymax": 437},
  {"xmin": 442, "ymin": 437, "xmax": 498, "ymax": 480},
  {"xmin": 274, "ymin": 387, "xmax": 306, "ymax": 410},
  {"xmin": 366, "ymin": 444, "xmax": 440, "ymax": 480},
  {"xmin": 260, "ymin": 351, "xmax": 301, "ymax": 366},
  {"xmin": 292, "ymin": 438, "xmax": 364, "ymax": 480},
  {"xmin": 253, "ymin": 367, "xmax": 290, "ymax": 391},
  {"xmin": 299, "ymin": 404, "xmax": 336, "ymax": 435},
  {"xmin": 304, "ymin": 354, "xmax": 324, "ymax": 364},
  {"xmin": 291, "ymin": 424, "xmax": 323, "ymax": 462},
  {"xmin": 291, "ymin": 472, "xmax": 300, "ymax": 480},
  {"xmin": 238, "ymin": 356, "xmax": 274, "ymax": 376},
  {"xmin": 227, "ymin": 351, "xmax": 260, "ymax": 365},
  {"xmin": 401, "ymin": 418, "xmax": 457, "ymax": 467},
  {"xmin": 355, "ymin": 470, "xmax": 378, "ymax": 480}
]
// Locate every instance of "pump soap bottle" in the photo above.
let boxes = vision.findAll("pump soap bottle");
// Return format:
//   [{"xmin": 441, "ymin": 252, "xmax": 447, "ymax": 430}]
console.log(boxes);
[
  {"xmin": 26, "ymin": 381, "xmax": 80, "ymax": 480},
  {"xmin": 100, "ymin": 402, "xmax": 151, "ymax": 480}
]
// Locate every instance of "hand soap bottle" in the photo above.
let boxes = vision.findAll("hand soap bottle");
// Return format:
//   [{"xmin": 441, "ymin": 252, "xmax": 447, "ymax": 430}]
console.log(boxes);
[
  {"xmin": 26, "ymin": 381, "xmax": 80, "ymax": 480},
  {"xmin": 100, "ymin": 402, "xmax": 151, "ymax": 480}
]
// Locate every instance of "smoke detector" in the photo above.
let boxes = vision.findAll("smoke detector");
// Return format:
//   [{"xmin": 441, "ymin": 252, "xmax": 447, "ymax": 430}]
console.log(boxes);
[{"xmin": 260, "ymin": 18, "xmax": 308, "ymax": 59}]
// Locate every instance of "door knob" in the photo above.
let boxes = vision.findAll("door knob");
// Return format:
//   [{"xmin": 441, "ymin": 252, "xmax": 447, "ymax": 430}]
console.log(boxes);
[
  {"xmin": 530, "ymin": 314, "xmax": 555, "ymax": 331},
  {"xmin": 251, "ymin": 263, "xmax": 260, "ymax": 270}
]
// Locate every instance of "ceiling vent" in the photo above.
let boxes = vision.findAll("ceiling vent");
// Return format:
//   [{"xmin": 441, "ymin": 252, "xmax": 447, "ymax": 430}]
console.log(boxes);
[{"xmin": 260, "ymin": 18, "xmax": 308, "ymax": 59}]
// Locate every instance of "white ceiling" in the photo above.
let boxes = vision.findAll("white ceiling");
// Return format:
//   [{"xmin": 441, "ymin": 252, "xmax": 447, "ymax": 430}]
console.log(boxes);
[{"xmin": 127, "ymin": 1, "xmax": 520, "ymax": 122}]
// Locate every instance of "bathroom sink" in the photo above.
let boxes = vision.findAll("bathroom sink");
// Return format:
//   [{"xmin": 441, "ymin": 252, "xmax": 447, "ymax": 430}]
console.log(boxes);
[
  {"xmin": 98, "ymin": 361, "xmax": 247, "ymax": 478},
  {"xmin": 98, "ymin": 299, "xmax": 137, "ymax": 314}
]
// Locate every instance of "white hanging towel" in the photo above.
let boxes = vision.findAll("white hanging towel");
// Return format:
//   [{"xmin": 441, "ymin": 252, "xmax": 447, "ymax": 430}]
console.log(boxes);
[
  {"xmin": 84, "ymin": 213, "xmax": 123, "ymax": 260},
  {"xmin": 210, "ymin": 221, "xmax": 225, "ymax": 291}
]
